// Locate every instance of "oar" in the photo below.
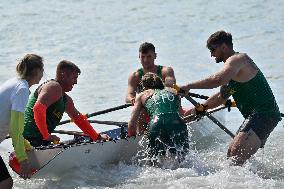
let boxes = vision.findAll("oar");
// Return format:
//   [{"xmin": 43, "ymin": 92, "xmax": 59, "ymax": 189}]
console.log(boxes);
[
  {"xmin": 188, "ymin": 92, "xmax": 209, "ymax": 100},
  {"xmin": 183, "ymin": 105, "xmax": 228, "ymax": 122},
  {"xmin": 52, "ymin": 130, "xmax": 87, "ymax": 136},
  {"xmin": 173, "ymin": 85, "xmax": 235, "ymax": 138},
  {"xmin": 88, "ymin": 120, "xmax": 128, "ymax": 127},
  {"xmin": 58, "ymin": 103, "xmax": 132, "ymax": 125},
  {"xmin": 188, "ymin": 92, "xmax": 284, "ymax": 118}
]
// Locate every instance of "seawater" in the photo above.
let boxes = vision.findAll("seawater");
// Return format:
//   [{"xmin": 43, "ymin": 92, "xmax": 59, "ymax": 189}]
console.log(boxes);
[{"xmin": 0, "ymin": 0, "xmax": 283, "ymax": 188}]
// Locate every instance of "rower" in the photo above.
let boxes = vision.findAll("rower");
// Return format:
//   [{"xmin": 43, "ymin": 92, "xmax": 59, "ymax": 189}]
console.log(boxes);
[
  {"xmin": 125, "ymin": 42, "xmax": 177, "ymax": 133},
  {"xmin": 128, "ymin": 73, "xmax": 189, "ymax": 163},
  {"xmin": 23, "ymin": 60, "xmax": 109, "ymax": 147}
]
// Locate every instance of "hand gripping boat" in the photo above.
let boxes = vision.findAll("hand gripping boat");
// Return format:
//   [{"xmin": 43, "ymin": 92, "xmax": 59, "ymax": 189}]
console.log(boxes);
[{"xmin": 9, "ymin": 126, "xmax": 143, "ymax": 178}]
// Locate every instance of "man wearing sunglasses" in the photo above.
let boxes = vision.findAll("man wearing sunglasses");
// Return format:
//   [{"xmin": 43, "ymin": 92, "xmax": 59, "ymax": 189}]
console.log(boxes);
[{"xmin": 180, "ymin": 30, "xmax": 281, "ymax": 165}]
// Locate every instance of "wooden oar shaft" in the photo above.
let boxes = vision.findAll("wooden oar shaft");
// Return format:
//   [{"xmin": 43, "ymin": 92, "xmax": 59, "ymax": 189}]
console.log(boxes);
[
  {"xmin": 185, "ymin": 94, "xmax": 235, "ymax": 138},
  {"xmin": 87, "ymin": 103, "xmax": 132, "ymax": 118},
  {"xmin": 88, "ymin": 120, "xmax": 127, "ymax": 127},
  {"xmin": 205, "ymin": 113, "xmax": 235, "ymax": 138},
  {"xmin": 188, "ymin": 92, "xmax": 209, "ymax": 100},
  {"xmin": 58, "ymin": 103, "xmax": 132, "ymax": 125},
  {"xmin": 53, "ymin": 130, "xmax": 87, "ymax": 136},
  {"xmin": 183, "ymin": 105, "xmax": 228, "ymax": 120}
]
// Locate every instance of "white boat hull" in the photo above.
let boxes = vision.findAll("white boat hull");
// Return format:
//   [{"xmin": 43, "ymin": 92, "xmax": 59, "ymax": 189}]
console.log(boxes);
[{"xmin": 10, "ymin": 127, "xmax": 143, "ymax": 178}]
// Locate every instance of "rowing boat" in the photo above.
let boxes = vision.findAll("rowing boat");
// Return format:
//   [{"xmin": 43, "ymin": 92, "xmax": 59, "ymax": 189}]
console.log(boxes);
[
  {"xmin": 9, "ymin": 127, "xmax": 143, "ymax": 178},
  {"xmin": 9, "ymin": 107, "xmax": 228, "ymax": 178}
]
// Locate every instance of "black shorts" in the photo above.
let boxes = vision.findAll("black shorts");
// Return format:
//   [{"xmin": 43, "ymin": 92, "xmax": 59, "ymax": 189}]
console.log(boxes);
[
  {"xmin": 237, "ymin": 113, "xmax": 280, "ymax": 146},
  {"xmin": 0, "ymin": 155, "xmax": 11, "ymax": 182}
]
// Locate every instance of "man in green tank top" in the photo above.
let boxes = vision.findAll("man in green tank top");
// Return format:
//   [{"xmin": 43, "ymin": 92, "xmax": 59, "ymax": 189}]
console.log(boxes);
[
  {"xmin": 126, "ymin": 42, "xmax": 176, "ymax": 104},
  {"xmin": 125, "ymin": 42, "xmax": 177, "ymax": 133},
  {"xmin": 23, "ymin": 60, "xmax": 109, "ymax": 147},
  {"xmin": 180, "ymin": 30, "xmax": 281, "ymax": 165},
  {"xmin": 128, "ymin": 73, "xmax": 189, "ymax": 164}
]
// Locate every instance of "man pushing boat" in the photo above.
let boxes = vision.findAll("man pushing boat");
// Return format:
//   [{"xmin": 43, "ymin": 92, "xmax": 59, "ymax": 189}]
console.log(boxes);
[
  {"xmin": 180, "ymin": 30, "xmax": 281, "ymax": 165},
  {"xmin": 23, "ymin": 60, "xmax": 109, "ymax": 147},
  {"xmin": 128, "ymin": 73, "xmax": 189, "ymax": 163}
]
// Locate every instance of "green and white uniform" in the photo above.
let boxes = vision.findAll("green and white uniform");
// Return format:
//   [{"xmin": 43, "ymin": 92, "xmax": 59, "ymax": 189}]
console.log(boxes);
[
  {"xmin": 227, "ymin": 67, "xmax": 281, "ymax": 145},
  {"xmin": 23, "ymin": 80, "xmax": 67, "ymax": 146},
  {"xmin": 137, "ymin": 65, "xmax": 163, "ymax": 80},
  {"xmin": 144, "ymin": 88, "xmax": 189, "ymax": 157}
]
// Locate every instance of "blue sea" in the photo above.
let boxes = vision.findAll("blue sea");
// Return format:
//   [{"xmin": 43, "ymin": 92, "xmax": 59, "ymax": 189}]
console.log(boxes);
[{"xmin": 0, "ymin": 0, "xmax": 283, "ymax": 188}]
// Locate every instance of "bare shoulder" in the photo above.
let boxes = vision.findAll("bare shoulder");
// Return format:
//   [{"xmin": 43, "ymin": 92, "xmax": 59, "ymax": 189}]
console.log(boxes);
[
  {"xmin": 162, "ymin": 65, "xmax": 174, "ymax": 74},
  {"xmin": 128, "ymin": 70, "xmax": 140, "ymax": 82},
  {"xmin": 40, "ymin": 80, "xmax": 62, "ymax": 95},
  {"xmin": 37, "ymin": 80, "xmax": 63, "ymax": 104},
  {"xmin": 140, "ymin": 89, "xmax": 154, "ymax": 102},
  {"xmin": 228, "ymin": 53, "xmax": 248, "ymax": 62}
]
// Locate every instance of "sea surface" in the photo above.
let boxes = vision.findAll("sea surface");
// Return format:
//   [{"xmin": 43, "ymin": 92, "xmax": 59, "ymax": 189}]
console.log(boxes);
[{"xmin": 0, "ymin": 0, "xmax": 283, "ymax": 188}]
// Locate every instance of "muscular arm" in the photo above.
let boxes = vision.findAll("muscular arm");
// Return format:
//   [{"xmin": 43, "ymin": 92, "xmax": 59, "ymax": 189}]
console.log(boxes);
[
  {"xmin": 37, "ymin": 82, "xmax": 62, "ymax": 107},
  {"xmin": 163, "ymin": 66, "xmax": 176, "ymax": 87},
  {"xmin": 64, "ymin": 94, "xmax": 80, "ymax": 119},
  {"xmin": 65, "ymin": 95, "xmax": 100, "ymax": 141},
  {"xmin": 125, "ymin": 72, "xmax": 140, "ymax": 104},
  {"xmin": 128, "ymin": 93, "xmax": 144, "ymax": 136},
  {"xmin": 184, "ymin": 58, "xmax": 242, "ymax": 90},
  {"xmin": 203, "ymin": 92, "xmax": 227, "ymax": 110}
]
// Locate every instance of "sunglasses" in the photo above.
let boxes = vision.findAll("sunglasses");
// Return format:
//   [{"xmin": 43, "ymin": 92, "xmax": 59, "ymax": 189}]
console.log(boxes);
[{"xmin": 209, "ymin": 44, "xmax": 220, "ymax": 53}]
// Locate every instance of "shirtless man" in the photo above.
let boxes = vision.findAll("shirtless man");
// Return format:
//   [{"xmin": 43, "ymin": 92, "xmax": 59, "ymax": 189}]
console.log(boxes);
[{"xmin": 180, "ymin": 30, "xmax": 281, "ymax": 165}]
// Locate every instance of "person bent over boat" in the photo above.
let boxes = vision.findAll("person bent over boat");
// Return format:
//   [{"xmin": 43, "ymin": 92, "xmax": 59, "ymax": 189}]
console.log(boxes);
[
  {"xmin": 180, "ymin": 30, "xmax": 281, "ymax": 165},
  {"xmin": 128, "ymin": 73, "xmax": 189, "ymax": 161},
  {"xmin": 125, "ymin": 42, "xmax": 177, "ymax": 133},
  {"xmin": 0, "ymin": 54, "xmax": 44, "ymax": 188},
  {"xmin": 23, "ymin": 60, "xmax": 109, "ymax": 147}
]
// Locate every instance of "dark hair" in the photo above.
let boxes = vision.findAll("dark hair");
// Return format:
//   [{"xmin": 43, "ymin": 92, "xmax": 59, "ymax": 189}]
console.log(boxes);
[
  {"xmin": 141, "ymin": 72, "xmax": 164, "ymax": 91},
  {"xmin": 56, "ymin": 60, "xmax": 81, "ymax": 77},
  {"xmin": 16, "ymin": 54, "xmax": 44, "ymax": 79},
  {"xmin": 139, "ymin": 42, "xmax": 155, "ymax": 54},
  {"xmin": 207, "ymin": 30, "xmax": 233, "ymax": 49}
]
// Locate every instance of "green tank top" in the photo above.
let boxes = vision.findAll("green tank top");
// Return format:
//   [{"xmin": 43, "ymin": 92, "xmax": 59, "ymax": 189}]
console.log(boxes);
[
  {"xmin": 228, "ymin": 70, "xmax": 280, "ymax": 119},
  {"xmin": 23, "ymin": 81, "xmax": 67, "ymax": 138},
  {"xmin": 137, "ymin": 65, "xmax": 163, "ymax": 80},
  {"xmin": 144, "ymin": 88, "xmax": 181, "ymax": 120}
]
